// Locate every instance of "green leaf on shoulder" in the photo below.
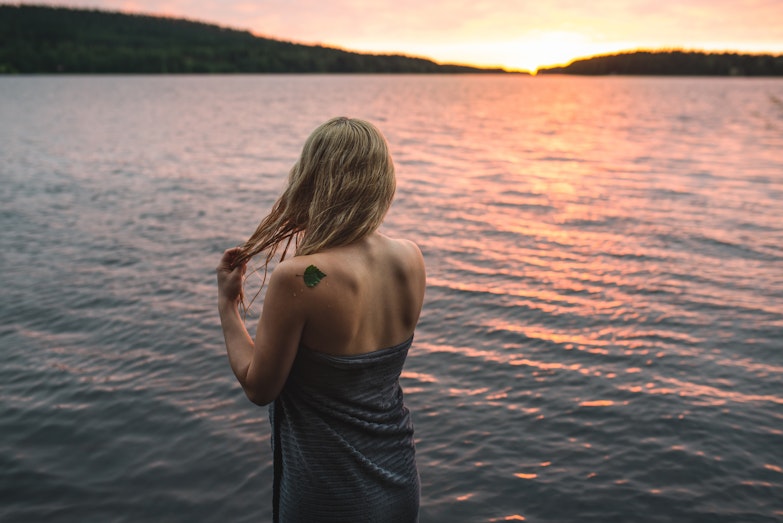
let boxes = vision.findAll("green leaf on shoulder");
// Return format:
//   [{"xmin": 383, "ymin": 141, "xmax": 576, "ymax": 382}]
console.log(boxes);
[{"xmin": 303, "ymin": 264, "xmax": 326, "ymax": 288}]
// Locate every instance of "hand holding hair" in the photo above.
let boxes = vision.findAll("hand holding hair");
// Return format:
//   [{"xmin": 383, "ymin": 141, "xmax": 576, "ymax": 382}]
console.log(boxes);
[{"xmin": 216, "ymin": 247, "xmax": 247, "ymax": 304}]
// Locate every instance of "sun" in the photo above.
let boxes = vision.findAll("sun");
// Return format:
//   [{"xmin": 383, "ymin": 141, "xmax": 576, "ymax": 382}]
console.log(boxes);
[
  {"xmin": 359, "ymin": 32, "xmax": 640, "ymax": 73},
  {"xmin": 319, "ymin": 31, "xmax": 641, "ymax": 73},
  {"xmin": 478, "ymin": 32, "xmax": 639, "ymax": 73}
]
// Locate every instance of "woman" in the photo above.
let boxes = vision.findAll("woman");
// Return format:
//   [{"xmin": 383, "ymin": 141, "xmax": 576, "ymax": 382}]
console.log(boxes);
[{"xmin": 216, "ymin": 117, "xmax": 426, "ymax": 522}]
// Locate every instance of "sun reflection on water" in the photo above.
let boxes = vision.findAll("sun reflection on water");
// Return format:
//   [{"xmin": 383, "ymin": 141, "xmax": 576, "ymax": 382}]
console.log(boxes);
[{"xmin": 3, "ymin": 75, "xmax": 781, "ymax": 523}]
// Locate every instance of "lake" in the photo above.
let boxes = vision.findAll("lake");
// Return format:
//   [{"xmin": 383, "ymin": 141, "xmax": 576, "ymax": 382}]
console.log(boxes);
[{"xmin": 1, "ymin": 74, "xmax": 782, "ymax": 522}]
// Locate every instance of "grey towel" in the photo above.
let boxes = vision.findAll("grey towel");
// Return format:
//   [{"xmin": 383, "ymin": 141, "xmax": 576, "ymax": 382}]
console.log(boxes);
[{"xmin": 271, "ymin": 336, "xmax": 419, "ymax": 522}]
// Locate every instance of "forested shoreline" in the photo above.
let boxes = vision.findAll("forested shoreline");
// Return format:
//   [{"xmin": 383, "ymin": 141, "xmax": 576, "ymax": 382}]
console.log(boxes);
[
  {"xmin": 3, "ymin": 5, "xmax": 781, "ymax": 76},
  {"xmin": 0, "ymin": 5, "xmax": 510, "ymax": 74},
  {"xmin": 537, "ymin": 50, "xmax": 783, "ymax": 76}
]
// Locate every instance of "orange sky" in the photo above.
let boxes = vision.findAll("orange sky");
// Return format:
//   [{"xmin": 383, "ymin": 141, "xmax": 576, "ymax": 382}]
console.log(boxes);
[{"xmin": 24, "ymin": 0, "xmax": 783, "ymax": 72}]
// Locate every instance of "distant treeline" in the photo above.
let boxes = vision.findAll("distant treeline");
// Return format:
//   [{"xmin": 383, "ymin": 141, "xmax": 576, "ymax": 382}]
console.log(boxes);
[
  {"xmin": 0, "ymin": 5, "xmax": 509, "ymax": 74},
  {"xmin": 537, "ymin": 50, "xmax": 783, "ymax": 76}
]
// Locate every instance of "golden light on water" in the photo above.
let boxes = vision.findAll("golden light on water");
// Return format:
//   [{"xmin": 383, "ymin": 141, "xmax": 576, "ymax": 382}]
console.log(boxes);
[
  {"xmin": 514, "ymin": 473, "xmax": 538, "ymax": 479},
  {"xmin": 2, "ymin": 42, "xmax": 782, "ymax": 522}
]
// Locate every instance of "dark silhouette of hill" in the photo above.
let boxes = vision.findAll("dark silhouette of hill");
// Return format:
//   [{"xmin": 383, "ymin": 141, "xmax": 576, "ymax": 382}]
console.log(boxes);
[
  {"xmin": 0, "ymin": 4, "xmax": 512, "ymax": 74},
  {"xmin": 537, "ymin": 50, "xmax": 783, "ymax": 76}
]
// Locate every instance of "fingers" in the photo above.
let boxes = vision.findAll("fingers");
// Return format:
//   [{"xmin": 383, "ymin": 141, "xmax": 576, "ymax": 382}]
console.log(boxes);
[
  {"xmin": 217, "ymin": 247, "xmax": 247, "ymax": 273},
  {"xmin": 222, "ymin": 247, "xmax": 242, "ymax": 259}
]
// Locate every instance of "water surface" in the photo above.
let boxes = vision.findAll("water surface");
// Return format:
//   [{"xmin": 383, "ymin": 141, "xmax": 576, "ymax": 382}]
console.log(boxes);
[{"xmin": 1, "ymin": 75, "xmax": 782, "ymax": 522}]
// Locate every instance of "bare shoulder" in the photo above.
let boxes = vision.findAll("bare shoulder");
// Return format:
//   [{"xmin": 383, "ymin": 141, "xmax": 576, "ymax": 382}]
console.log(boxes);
[
  {"xmin": 385, "ymin": 236, "xmax": 425, "ymax": 269},
  {"xmin": 378, "ymin": 236, "xmax": 425, "ymax": 291},
  {"xmin": 266, "ymin": 257, "xmax": 317, "ymax": 297},
  {"xmin": 392, "ymin": 237, "xmax": 422, "ymax": 255},
  {"xmin": 268, "ymin": 257, "xmax": 304, "ymax": 285}
]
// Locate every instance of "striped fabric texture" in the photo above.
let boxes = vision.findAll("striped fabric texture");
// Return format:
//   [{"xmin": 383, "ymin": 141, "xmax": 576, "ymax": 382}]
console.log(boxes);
[{"xmin": 270, "ymin": 336, "xmax": 420, "ymax": 522}]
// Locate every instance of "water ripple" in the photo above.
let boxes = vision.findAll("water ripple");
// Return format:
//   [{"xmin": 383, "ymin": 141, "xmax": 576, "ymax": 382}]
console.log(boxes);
[{"xmin": 2, "ymin": 75, "xmax": 782, "ymax": 523}]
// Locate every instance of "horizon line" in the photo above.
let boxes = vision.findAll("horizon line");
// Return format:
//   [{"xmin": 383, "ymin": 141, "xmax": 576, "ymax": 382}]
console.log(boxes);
[{"xmin": 8, "ymin": 3, "xmax": 783, "ymax": 73}]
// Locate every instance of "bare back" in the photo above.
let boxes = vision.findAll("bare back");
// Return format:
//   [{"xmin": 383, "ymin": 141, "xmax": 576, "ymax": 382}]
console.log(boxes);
[{"xmin": 277, "ymin": 232, "xmax": 425, "ymax": 356}]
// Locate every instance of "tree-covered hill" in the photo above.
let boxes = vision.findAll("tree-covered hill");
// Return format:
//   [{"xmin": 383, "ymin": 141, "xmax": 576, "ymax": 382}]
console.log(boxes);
[
  {"xmin": 537, "ymin": 50, "xmax": 783, "ymax": 76},
  {"xmin": 0, "ymin": 4, "xmax": 511, "ymax": 74}
]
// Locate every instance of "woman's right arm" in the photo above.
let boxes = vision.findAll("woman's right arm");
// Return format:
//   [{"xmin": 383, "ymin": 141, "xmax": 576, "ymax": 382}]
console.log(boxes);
[
  {"xmin": 216, "ymin": 248, "xmax": 258, "ymax": 401},
  {"xmin": 217, "ymin": 251, "xmax": 307, "ymax": 406}
]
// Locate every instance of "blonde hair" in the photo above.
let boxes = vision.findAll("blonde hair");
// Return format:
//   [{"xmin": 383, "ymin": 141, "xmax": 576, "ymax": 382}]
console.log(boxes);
[{"xmin": 235, "ymin": 116, "xmax": 396, "ymax": 273}]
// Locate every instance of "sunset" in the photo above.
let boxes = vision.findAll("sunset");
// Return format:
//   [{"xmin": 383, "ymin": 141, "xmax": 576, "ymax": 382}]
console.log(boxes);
[
  {"xmin": 12, "ymin": 0, "xmax": 783, "ymax": 71},
  {"xmin": 3, "ymin": 1, "xmax": 783, "ymax": 522}
]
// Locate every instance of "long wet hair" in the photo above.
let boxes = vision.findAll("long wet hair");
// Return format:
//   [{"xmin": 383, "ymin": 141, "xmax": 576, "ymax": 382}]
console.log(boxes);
[{"xmin": 234, "ymin": 117, "xmax": 396, "ymax": 301}]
